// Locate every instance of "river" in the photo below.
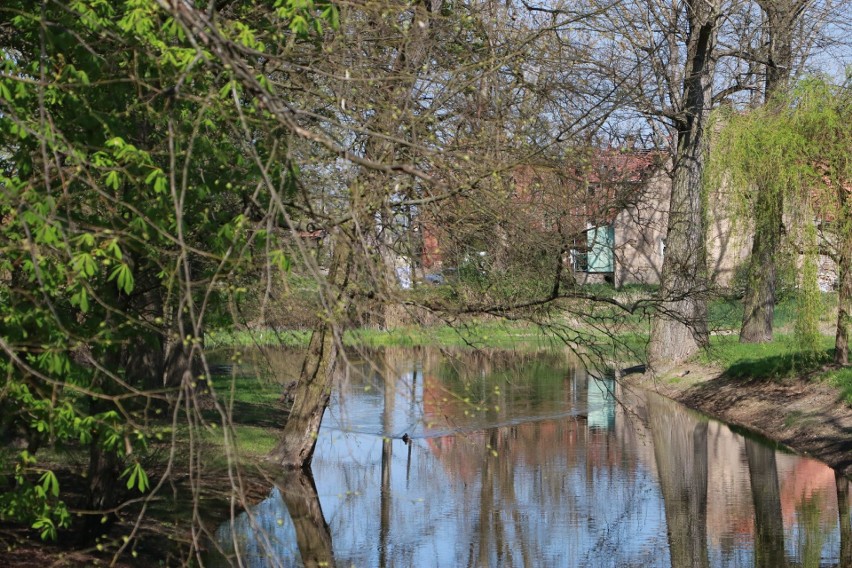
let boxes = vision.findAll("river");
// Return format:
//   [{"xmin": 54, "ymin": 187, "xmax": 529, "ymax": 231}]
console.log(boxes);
[{"xmin": 208, "ymin": 347, "xmax": 852, "ymax": 567}]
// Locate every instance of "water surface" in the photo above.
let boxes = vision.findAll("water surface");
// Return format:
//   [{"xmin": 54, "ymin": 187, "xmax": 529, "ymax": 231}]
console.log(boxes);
[{"xmin": 212, "ymin": 348, "xmax": 852, "ymax": 567}]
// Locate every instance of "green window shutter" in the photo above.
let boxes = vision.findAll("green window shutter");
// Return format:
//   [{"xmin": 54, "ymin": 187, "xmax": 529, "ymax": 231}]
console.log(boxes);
[{"xmin": 586, "ymin": 225, "xmax": 614, "ymax": 273}]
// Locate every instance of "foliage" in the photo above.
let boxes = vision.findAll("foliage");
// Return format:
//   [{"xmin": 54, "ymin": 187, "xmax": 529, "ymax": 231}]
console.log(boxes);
[
  {"xmin": 0, "ymin": 0, "xmax": 846, "ymax": 559},
  {"xmin": 0, "ymin": 0, "xmax": 336, "ymax": 543},
  {"xmin": 710, "ymin": 76, "xmax": 852, "ymax": 357},
  {"xmin": 795, "ymin": 219, "xmax": 823, "ymax": 358}
]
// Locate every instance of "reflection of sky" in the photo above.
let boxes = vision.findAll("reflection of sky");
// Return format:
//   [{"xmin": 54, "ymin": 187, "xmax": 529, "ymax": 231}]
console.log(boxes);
[
  {"xmin": 312, "ymin": 431, "xmax": 668, "ymax": 567},
  {"xmin": 213, "ymin": 349, "xmax": 849, "ymax": 567},
  {"xmin": 214, "ymin": 487, "xmax": 299, "ymax": 568}
]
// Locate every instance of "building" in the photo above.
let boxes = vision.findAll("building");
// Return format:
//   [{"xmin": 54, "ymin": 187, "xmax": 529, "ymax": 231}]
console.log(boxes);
[{"xmin": 419, "ymin": 147, "xmax": 751, "ymax": 290}]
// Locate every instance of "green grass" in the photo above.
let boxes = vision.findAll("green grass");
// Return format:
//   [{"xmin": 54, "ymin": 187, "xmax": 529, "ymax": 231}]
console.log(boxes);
[
  {"xmin": 206, "ymin": 328, "xmax": 311, "ymax": 348},
  {"xmin": 697, "ymin": 333, "xmax": 834, "ymax": 379},
  {"xmin": 706, "ymin": 295, "xmax": 806, "ymax": 332},
  {"xmin": 209, "ymin": 321, "xmax": 557, "ymax": 349},
  {"xmin": 205, "ymin": 291, "xmax": 842, "ymax": 381},
  {"xmin": 819, "ymin": 366, "xmax": 852, "ymax": 405},
  {"xmin": 199, "ymin": 424, "xmax": 279, "ymax": 467},
  {"xmin": 347, "ymin": 321, "xmax": 555, "ymax": 349}
]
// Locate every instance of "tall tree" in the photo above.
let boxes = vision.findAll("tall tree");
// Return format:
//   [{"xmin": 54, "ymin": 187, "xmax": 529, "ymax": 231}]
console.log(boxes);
[
  {"xmin": 266, "ymin": 0, "xmax": 442, "ymax": 468},
  {"xmin": 647, "ymin": 0, "xmax": 721, "ymax": 367},
  {"xmin": 739, "ymin": 0, "xmax": 809, "ymax": 343},
  {"xmin": 712, "ymin": 77, "xmax": 851, "ymax": 362}
]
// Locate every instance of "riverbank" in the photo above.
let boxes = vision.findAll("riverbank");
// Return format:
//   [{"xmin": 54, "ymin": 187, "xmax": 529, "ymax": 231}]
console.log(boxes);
[{"xmin": 625, "ymin": 361, "xmax": 852, "ymax": 476}]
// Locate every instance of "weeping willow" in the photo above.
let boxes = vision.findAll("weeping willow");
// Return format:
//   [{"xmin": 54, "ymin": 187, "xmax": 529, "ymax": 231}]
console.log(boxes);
[
  {"xmin": 795, "ymin": 210, "xmax": 822, "ymax": 360},
  {"xmin": 708, "ymin": 75, "xmax": 852, "ymax": 362}
]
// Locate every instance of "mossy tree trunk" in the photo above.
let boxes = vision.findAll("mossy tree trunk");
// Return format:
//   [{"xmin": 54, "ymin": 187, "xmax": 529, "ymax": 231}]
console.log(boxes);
[
  {"xmin": 268, "ymin": 1, "xmax": 437, "ymax": 469},
  {"xmin": 268, "ymin": 239, "xmax": 350, "ymax": 469},
  {"xmin": 740, "ymin": 181, "xmax": 782, "ymax": 343}
]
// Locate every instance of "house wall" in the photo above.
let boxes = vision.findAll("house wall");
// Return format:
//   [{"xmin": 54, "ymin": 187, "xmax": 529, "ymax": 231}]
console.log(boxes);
[
  {"xmin": 612, "ymin": 166, "xmax": 752, "ymax": 290},
  {"xmin": 706, "ymin": 176, "xmax": 751, "ymax": 289},
  {"xmin": 612, "ymin": 168, "xmax": 670, "ymax": 288}
]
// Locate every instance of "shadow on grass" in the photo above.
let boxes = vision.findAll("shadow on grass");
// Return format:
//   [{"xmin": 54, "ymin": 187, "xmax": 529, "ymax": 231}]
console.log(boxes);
[
  {"xmin": 724, "ymin": 349, "xmax": 834, "ymax": 380},
  {"xmin": 201, "ymin": 399, "xmax": 289, "ymax": 430},
  {"xmin": 820, "ymin": 367, "xmax": 852, "ymax": 406},
  {"xmin": 700, "ymin": 334, "xmax": 835, "ymax": 381}
]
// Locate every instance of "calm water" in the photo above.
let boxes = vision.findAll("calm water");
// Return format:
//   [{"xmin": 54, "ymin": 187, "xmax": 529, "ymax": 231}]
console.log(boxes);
[{"xmin": 211, "ymin": 348, "xmax": 852, "ymax": 567}]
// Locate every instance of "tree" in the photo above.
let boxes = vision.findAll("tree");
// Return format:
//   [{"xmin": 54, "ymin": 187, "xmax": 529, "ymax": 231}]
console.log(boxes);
[
  {"xmin": 712, "ymin": 77, "xmax": 851, "ymax": 363},
  {"xmin": 739, "ymin": 0, "xmax": 810, "ymax": 344},
  {"xmin": 1, "ymin": 0, "xmax": 623, "ymax": 548},
  {"xmin": 0, "ymin": 0, "xmax": 344, "ymax": 542},
  {"xmin": 644, "ymin": 0, "xmax": 721, "ymax": 367}
]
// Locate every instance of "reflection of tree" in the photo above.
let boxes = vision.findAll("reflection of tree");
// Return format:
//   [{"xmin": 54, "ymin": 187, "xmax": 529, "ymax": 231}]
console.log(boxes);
[
  {"xmin": 279, "ymin": 472, "xmax": 336, "ymax": 568},
  {"xmin": 467, "ymin": 427, "xmax": 535, "ymax": 567},
  {"xmin": 380, "ymin": 350, "xmax": 395, "ymax": 568},
  {"xmin": 745, "ymin": 438, "xmax": 786, "ymax": 567},
  {"xmin": 836, "ymin": 472, "xmax": 852, "ymax": 567},
  {"xmin": 648, "ymin": 394, "xmax": 710, "ymax": 568}
]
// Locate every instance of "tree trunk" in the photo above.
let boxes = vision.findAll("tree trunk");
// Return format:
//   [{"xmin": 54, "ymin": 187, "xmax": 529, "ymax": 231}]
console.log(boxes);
[
  {"xmin": 268, "ymin": 320, "xmax": 339, "ymax": 469},
  {"xmin": 745, "ymin": 438, "xmax": 786, "ymax": 567},
  {"xmin": 739, "ymin": 0, "xmax": 799, "ymax": 343},
  {"xmin": 649, "ymin": 3, "xmax": 717, "ymax": 369},
  {"xmin": 269, "ymin": 4, "xmax": 438, "ymax": 469},
  {"xmin": 836, "ymin": 227, "xmax": 852, "ymax": 365},
  {"xmin": 268, "ymin": 239, "xmax": 350, "ymax": 468},
  {"xmin": 740, "ymin": 184, "xmax": 781, "ymax": 343}
]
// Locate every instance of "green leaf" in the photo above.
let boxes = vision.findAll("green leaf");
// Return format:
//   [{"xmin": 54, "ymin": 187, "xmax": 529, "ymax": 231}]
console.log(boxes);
[
  {"xmin": 38, "ymin": 470, "xmax": 60, "ymax": 497},
  {"xmin": 72, "ymin": 287, "xmax": 90, "ymax": 312},
  {"xmin": 108, "ymin": 263, "xmax": 135, "ymax": 294},
  {"xmin": 106, "ymin": 170, "xmax": 121, "ymax": 189},
  {"xmin": 32, "ymin": 517, "xmax": 57, "ymax": 541},
  {"xmin": 123, "ymin": 462, "xmax": 150, "ymax": 493},
  {"xmin": 72, "ymin": 253, "xmax": 97, "ymax": 277}
]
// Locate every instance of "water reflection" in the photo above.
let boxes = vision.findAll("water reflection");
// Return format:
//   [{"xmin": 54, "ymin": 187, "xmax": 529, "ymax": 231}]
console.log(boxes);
[
  {"xmin": 212, "ymin": 348, "xmax": 852, "ymax": 567},
  {"xmin": 648, "ymin": 393, "xmax": 710, "ymax": 567}
]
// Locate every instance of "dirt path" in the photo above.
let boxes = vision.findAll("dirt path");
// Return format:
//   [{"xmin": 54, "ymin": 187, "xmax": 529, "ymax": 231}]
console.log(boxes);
[{"xmin": 625, "ymin": 363, "xmax": 852, "ymax": 476}]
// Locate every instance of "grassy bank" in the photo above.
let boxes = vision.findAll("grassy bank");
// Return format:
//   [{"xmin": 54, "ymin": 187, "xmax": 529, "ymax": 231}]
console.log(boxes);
[
  {"xmin": 208, "ymin": 292, "xmax": 831, "ymax": 352},
  {"xmin": 206, "ymin": 321, "xmax": 558, "ymax": 350},
  {"xmin": 694, "ymin": 333, "xmax": 852, "ymax": 405}
]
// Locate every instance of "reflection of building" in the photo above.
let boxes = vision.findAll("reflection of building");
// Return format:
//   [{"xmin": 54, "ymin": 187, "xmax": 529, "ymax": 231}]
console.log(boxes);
[
  {"xmin": 214, "ymin": 348, "xmax": 852, "ymax": 567},
  {"xmin": 587, "ymin": 376, "xmax": 616, "ymax": 430},
  {"xmin": 635, "ymin": 391, "xmax": 846, "ymax": 558}
]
